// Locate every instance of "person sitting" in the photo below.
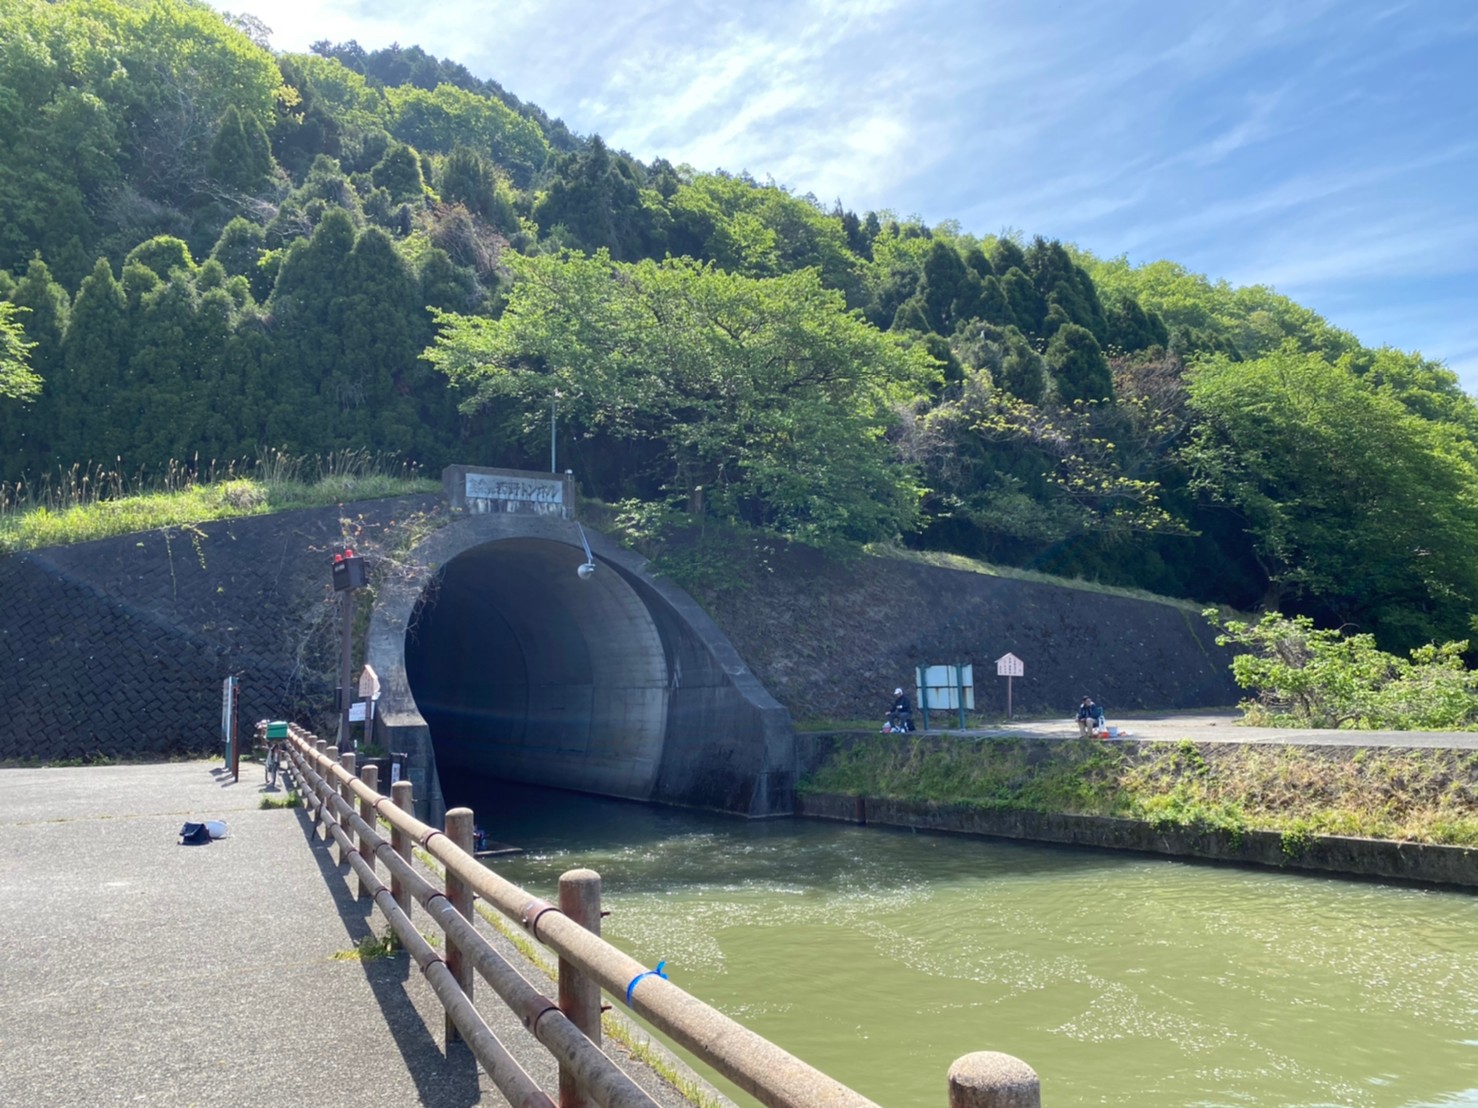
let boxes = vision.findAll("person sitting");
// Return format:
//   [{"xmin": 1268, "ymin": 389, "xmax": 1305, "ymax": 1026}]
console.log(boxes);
[
  {"xmin": 1076, "ymin": 697, "xmax": 1104, "ymax": 737},
  {"xmin": 890, "ymin": 687, "xmax": 914, "ymax": 732}
]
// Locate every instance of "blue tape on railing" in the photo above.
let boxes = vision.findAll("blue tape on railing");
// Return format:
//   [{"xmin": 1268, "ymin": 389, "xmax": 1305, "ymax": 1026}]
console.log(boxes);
[{"xmin": 625, "ymin": 960, "xmax": 668, "ymax": 1005}]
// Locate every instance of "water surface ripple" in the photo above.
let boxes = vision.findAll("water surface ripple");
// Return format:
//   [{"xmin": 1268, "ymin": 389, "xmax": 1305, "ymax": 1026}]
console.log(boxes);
[{"xmin": 469, "ymin": 782, "xmax": 1478, "ymax": 1107}]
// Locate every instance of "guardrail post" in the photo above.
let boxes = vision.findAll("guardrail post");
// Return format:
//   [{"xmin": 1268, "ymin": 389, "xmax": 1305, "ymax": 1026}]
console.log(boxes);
[
  {"xmin": 359, "ymin": 763, "xmax": 378, "ymax": 901},
  {"xmin": 948, "ymin": 1052, "xmax": 1040, "ymax": 1108},
  {"xmin": 308, "ymin": 740, "xmax": 325, "ymax": 823},
  {"xmin": 391, "ymin": 779, "xmax": 414, "ymax": 919},
  {"xmin": 323, "ymin": 746, "xmax": 339, "ymax": 842},
  {"xmin": 338, "ymin": 752, "xmax": 356, "ymax": 866},
  {"xmin": 558, "ymin": 868, "xmax": 603, "ymax": 1108},
  {"xmin": 444, "ymin": 807, "xmax": 475, "ymax": 1045}
]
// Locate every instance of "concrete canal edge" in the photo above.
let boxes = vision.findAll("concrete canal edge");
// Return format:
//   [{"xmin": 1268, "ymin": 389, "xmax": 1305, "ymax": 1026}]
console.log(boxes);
[{"xmin": 796, "ymin": 792, "xmax": 1478, "ymax": 889}]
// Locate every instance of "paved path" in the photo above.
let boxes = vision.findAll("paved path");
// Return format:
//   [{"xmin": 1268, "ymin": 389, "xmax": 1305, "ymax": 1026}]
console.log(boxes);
[
  {"xmin": 0, "ymin": 761, "xmax": 716, "ymax": 1108},
  {"xmin": 951, "ymin": 708, "xmax": 1478, "ymax": 749}
]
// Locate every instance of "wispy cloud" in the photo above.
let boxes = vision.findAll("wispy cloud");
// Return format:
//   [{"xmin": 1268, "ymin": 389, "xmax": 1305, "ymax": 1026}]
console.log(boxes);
[{"xmin": 218, "ymin": 0, "xmax": 1478, "ymax": 393}]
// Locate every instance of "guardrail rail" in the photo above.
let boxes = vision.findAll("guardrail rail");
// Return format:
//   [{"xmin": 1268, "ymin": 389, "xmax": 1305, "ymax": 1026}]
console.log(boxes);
[{"xmin": 272, "ymin": 724, "xmax": 1041, "ymax": 1108}]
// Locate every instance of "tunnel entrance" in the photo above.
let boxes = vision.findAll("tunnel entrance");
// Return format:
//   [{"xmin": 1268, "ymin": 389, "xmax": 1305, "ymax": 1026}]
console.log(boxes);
[
  {"xmin": 405, "ymin": 536, "xmax": 670, "ymax": 801},
  {"xmin": 366, "ymin": 466, "xmax": 796, "ymax": 822}
]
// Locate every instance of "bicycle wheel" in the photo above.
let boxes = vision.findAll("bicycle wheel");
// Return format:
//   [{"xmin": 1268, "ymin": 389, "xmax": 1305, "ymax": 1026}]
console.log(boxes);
[{"xmin": 265, "ymin": 749, "xmax": 279, "ymax": 788}]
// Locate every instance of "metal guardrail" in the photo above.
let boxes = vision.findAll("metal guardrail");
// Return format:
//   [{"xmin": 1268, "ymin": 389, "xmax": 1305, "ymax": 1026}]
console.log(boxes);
[{"xmin": 276, "ymin": 726, "xmax": 1041, "ymax": 1108}]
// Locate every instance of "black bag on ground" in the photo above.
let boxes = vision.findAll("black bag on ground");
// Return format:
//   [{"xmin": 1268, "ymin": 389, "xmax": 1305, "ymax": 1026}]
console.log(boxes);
[{"xmin": 179, "ymin": 822, "xmax": 212, "ymax": 845}]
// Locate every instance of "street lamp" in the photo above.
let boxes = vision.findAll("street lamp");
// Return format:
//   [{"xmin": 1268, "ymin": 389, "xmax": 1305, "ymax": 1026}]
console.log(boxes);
[{"xmin": 576, "ymin": 522, "xmax": 596, "ymax": 580}]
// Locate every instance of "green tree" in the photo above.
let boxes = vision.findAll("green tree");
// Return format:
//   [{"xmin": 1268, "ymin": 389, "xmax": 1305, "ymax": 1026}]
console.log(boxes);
[
  {"xmin": 333, "ymin": 226, "xmax": 423, "ymax": 448},
  {"xmin": 210, "ymin": 217, "xmax": 266, "ymax": 285},
  {"xmin": 382, "ymin": 82, "xmax": 549, "ymax": 187},
  {"xmin": 128, "ymin": 273, "xmax": 204, "ymax": 464},
  {"xmin": 534, "ymin": 137, "xmax": 668, "ymax": 261},
  {"xmin": 1208, "ymin": 609, "xmax": 1478, "ymax": 730},
  {"xmin": 207, "ymin": 104, "xmax": 274, "ymax": 194},
  {"xmin": 263, "ymin": 207, "xmax": 358, "ymax": 447},
  {"xmin": 370, "ymin": 142, "xmax": 425, "ymax": 205},
  {"xmin": 60, "ymin": 256, "xmax": 130, "ymax": 465},
  {"xmin": 1185, "ymin": 348, "xmax": 1478, "ymax": 650},
  {"xmin": 4, "ymin": 258, "xmax": 70, "ymax": 473},
  {"xmin": 125, "ymin": 236, "xmax": 195, "ymax": 282},
  {"xmin": 917, "ymin": 240, "xmax": 979, "ymax": 333},
  {"xmin": 995, "ymin": 327, "xmax": 1048, "ymax": 404},
  {"xmin": 0, "ymin": 301, "xmax": 39, "ymax": 402},
  {"xmin": 1046, "ymin": 323, "xmax": 1112, "ymax": 402},
  {"xmin": 1000, "ymin": 267, "xmax": 1044, "ymax": 335},
  {"xmin": 271, "ymin": 54, "xmax": 345, "ymax": 181},
  {"xmin": 426, "ymin": 251, "xmax": 939, "ymax": 543},
  {"xmin": 437, "ymin": 147, "xmax": 518, "ymax": 233}
]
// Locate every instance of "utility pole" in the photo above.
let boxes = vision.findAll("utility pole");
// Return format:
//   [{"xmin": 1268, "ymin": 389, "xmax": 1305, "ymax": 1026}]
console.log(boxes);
[{"xmin": 331, "ymin": 547, "xmax": 367, "ymax": 747}]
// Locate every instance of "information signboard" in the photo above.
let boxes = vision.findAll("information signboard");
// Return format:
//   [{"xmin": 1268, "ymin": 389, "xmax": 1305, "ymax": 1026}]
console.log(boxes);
[{"xmin": 995, "ymin": 653, "xmax": 1025, "ymax": 717}]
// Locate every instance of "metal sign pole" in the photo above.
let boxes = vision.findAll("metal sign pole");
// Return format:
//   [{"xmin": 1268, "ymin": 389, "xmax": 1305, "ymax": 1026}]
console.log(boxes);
[
  {"xmin": 917, "ymin": 666, "xmax": 930, "ymax": 733},
  {"xmin": 230, "ymin": 678, "xmax": 240, "ymax": 782}
]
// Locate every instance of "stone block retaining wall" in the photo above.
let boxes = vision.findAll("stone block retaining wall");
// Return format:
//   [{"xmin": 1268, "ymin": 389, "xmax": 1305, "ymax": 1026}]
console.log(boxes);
[{"xmin": 0, "ymin": 496, "xmax": 438, "ymax": 761}]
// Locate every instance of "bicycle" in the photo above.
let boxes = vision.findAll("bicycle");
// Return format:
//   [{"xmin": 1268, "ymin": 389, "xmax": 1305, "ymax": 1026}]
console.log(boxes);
[{"xmin": 264, "ymin": 737, "xmax": 288, "ymax": 788}]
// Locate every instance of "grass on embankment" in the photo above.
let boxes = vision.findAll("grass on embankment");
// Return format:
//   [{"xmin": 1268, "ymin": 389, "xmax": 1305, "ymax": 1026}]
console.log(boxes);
[
  {"xmin": 0, "ymin": 450, "xmax": 439, "ymax": 555},
  {"xmin": 800, "ymin": 735, "xmax": 1478, "ymax": 847}
]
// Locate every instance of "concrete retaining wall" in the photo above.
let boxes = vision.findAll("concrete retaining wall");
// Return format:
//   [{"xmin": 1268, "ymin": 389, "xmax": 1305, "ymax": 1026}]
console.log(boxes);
[{"xmin": 797, "ymin": 792, "xmax": 1478, "ymax": 889}]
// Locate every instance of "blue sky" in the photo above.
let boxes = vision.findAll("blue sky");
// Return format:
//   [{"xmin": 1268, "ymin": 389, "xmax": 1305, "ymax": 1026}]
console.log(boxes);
[{"xmin": 225, "ymin": 0, "xmax": 1478, "ymax": 394}]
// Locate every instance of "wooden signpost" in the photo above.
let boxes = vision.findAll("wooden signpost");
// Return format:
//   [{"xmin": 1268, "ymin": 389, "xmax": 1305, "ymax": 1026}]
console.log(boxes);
[{"xmin": 995, "ymin": 652, "xmax": 1024, "ymax": 719}]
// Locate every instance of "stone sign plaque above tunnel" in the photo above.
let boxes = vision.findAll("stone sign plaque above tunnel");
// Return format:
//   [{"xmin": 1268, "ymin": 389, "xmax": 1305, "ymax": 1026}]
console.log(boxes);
[{"xmin": 442, "ymin": 465, "xmax": 575, "ymax": 518}]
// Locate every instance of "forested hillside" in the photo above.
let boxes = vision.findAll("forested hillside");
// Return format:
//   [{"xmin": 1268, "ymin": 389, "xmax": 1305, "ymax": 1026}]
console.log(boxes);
[{"xmin": 3, "ymin": 0, "xmax": 1477, "ymax": 657}]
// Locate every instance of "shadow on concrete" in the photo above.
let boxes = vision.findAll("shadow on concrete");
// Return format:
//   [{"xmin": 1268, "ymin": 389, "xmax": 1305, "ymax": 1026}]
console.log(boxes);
[{"xmin": 290, "ymin": 802, "xmax": 484, "ymax": 1107}]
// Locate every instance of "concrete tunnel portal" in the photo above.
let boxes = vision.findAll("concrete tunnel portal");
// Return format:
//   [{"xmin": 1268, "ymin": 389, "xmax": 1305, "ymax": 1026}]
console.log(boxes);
[
  {"xmin": 368, "ymin": 468, "xmax": 796, "ymax": 820},
  {"xmin": 405, "ymin": 536, "xmax": 671, "ymax": 802}
]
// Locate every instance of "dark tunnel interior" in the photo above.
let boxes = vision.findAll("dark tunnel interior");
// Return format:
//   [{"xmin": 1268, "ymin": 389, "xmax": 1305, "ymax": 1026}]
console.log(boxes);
[{"xmin": 403, "ymin": 537, "xmax": 670, "ymax": 799}]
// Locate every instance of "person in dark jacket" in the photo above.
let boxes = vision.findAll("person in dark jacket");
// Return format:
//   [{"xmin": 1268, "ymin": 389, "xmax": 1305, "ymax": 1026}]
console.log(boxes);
[
  {"xmin": 889, "ymin": 687, "xmax": 914, "ymax": 732},
  {"xmin": 1076, "ymin": 696, "xmax": 1104, "ymax": 737}
]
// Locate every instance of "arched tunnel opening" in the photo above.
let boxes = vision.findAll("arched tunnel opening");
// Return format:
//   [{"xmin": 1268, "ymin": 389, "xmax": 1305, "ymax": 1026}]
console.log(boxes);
[{"xmin": 404, "ymin": 537, "xmax": 671, "ymax": 802}]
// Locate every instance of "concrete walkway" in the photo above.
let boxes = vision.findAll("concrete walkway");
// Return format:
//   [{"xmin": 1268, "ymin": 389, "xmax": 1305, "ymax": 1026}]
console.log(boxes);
[
  {"xmin": 923, "ymin": 708, "xmax": 1478, "ymax": 750},
  {"xmin": 0, "ymin": 760, "xmax": 716, "ymax": 1108}
]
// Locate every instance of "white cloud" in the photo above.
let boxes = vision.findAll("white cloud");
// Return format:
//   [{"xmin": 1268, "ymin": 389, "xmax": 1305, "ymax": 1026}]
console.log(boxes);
[{"xmin": 213, "ymin": 0, "xmax": 1478, "ymax": 393}]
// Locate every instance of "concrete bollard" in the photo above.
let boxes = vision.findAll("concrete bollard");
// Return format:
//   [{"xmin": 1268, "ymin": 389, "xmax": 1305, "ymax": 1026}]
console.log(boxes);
[
  {"xmin": 358, "ymin": 763, "xmax": 378, "ymax": 902},
  {"xmin": 444, "ymin": 807, "xmax": 475, "ymax": 1045},
  {"xmin": 948, "ymin": 1052, "xmax": 1040, "ymax": 1108},
  {"xmin": 558, "ymin": 868, "xmax": 603, "ymax": 1108},
  {"xmin": 391, "ymin": 779, "xmax": 414, "ymax": 919}
]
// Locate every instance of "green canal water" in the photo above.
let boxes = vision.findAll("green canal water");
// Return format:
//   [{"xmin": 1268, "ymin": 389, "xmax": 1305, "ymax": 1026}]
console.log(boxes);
[{"xmin": 467, "ymin": 782, "xmax": 1478, "ymax": 1107}]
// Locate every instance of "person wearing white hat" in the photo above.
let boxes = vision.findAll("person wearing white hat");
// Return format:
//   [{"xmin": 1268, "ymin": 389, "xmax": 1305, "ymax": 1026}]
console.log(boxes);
[{"xmin": 889, "ymin": 686, "xmax": 914, "ymax": 732}]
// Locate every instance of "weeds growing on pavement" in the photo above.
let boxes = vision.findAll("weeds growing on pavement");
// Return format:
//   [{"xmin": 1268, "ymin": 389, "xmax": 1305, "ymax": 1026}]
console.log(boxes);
[{"xmin": 331, "ymin": 931, "xmax": 399, "ymax": 960}]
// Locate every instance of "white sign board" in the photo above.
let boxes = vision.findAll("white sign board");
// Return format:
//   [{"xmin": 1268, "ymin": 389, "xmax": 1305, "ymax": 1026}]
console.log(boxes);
[
  {"xmin": 995, "ymin": 653, "xmax": 1024, "ymax": 677},
  {"xmin": 465, "ymin": 473, "xmax": 564, "ymax": 505},
  {"xmin": 358, "ymin": 664, "xmax": 381, "ymax": 700},
  {"xmin": 349, "ymin": 701, "xmax": 367, "ymax": 722}
]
